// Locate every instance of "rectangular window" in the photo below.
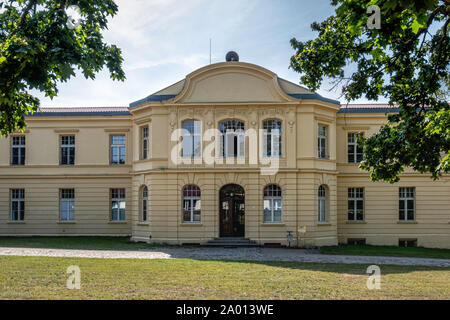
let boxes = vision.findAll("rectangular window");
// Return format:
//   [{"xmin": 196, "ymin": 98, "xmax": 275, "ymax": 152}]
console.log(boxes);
[
  {"xmin": 110, "ymin": 135, "xmax": 126, "ymax": 165},
  {"xmin": 60, "ymin": 189, "xmax": 75, "ymax": 221},
  {"xmin": 318, "ymin": 125, "xmax": 327, "ymax": 159},
  {"xmin": 348, "ymin": 188, "xmax": 364, "ymax": 221},
  {"xmin": 182, "ymin": 120, "xmax": 201, "ymax": 158},
  {"xmin": 348, "ymin": 238, "xmax": 366, "ymax": 245},
  {"xmin": 11, "ymin": 136, "xmax": 25, "ymax": 165},
  {"xmin": 399, "ymin": 239, "xmax": 417, "ymax": 247},
  {"xmin": 11, "ymin": 189, "xmax": 25, "ymax": 221},
  {"xmin": 142, "ymin": 127, "xmax": 149, "ymax": 160},
  {"xmin": 60, "ymin": 136, "xmax": 75, "ymax": 165},
  {"xmin": 399, "ymin": 187, "xmax": 415, "ymax": 221},
  {"xmin": 111, "ymin": 188, "xmax": 126, "ymax": 221},
  {"xmin": 348, "ymin": 132, "xmax": 363, "ymax": 163}
]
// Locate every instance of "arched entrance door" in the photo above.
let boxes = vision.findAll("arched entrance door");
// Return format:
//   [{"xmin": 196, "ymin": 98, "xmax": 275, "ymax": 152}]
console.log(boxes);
[{"xmin": 219, "ymin": 184, "xmax": 245, "ymax": 237}]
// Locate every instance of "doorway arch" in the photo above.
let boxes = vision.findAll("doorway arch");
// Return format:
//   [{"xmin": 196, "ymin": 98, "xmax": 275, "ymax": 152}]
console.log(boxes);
[{"xmin": 219, "ymin": 184, "xmax": 245, "ymax": 237}]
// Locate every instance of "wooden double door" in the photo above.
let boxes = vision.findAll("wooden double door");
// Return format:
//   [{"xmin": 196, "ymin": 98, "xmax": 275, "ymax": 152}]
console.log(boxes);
[{"xmin": 219, "ymin": 184, "xmax": 245, "ymax": 237}]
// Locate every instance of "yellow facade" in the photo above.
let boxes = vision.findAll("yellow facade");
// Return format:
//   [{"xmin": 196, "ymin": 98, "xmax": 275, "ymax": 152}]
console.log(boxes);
[{"xmin": 0, "ymin": 61, "xmax": 449, "ymax": 248}]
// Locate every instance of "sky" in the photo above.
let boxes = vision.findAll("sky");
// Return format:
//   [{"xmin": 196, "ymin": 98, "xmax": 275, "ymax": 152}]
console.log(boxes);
[{"xmin": 35, "ymin": 0, "xmax": 382, "ymax": 108}]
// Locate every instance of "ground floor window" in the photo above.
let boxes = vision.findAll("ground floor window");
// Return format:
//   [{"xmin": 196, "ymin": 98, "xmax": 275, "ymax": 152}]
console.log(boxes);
[
  {"xmin": 399, "ymin": 187, "xmax": 415, "ymax": 221},
  {"xmin": 182, "ymin": 185, "xmax": 201, "ymax": 223},
  {"xmin": 347, "ymin": 238, "xmax": 366, "ymax": 245},
  {"xmin": 60, "ymin": 189, "xmax": 75, "ymax": 221},
  {"xmin": 399, "ymin": 239, "xmax": 417, "ymax": 247},
  {"xmin": 11, "ymin": 189, "xmax": 25, "ymax": 221},
  {"xmin": 111, "ymin": 188, "xmax": 126, "ymax": 221},
  {"xmin": 348, "ymin": 188, "xmax": 364, "ymax": 221},
  {"xmin": 318, "ymin": 185, "xmax": 326, "ymax": 222},
  {"xmin": 263, "ymin": 184, "xmax": 282, "ymax": 223},
  {"xmin": 142, "ymin": 186, "xmax": 148, "ymax": 222}
]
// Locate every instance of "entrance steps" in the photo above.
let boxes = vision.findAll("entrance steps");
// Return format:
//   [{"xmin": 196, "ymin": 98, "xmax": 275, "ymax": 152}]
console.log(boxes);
[{"xmin": 204, "ymin": 237, "xmax": 259, "ymax": 248}]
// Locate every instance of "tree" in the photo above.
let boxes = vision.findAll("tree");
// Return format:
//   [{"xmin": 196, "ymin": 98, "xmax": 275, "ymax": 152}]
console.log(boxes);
[
  {"xmin": 290, "ymin": 0, "xmax": 449, "ymax": 183},
  {"xmin": 0, "ymin": 0, "xmax": 125, "ymax": 136}
]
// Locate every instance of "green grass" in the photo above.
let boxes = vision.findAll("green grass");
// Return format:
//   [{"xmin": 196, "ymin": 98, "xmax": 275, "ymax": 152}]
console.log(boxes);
[
  {"xmin": 320, "ymin": 245, "xmax": 450, "ymax": 260},
  {"xmin": 0, "ymin": 256, "xmax": 448, "ymax": 299},
  {"xmin": 0, "ymin": 236, "xmax": 171, "ymax": 250}
]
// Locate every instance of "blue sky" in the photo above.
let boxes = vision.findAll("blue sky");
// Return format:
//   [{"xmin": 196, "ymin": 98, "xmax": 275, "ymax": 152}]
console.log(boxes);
[{"xmin": 36, "ymin": 0, "xmax": 380, "ymax": 107}]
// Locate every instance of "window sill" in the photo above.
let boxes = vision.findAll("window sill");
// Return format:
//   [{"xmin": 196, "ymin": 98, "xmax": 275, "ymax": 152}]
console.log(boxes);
[
  {"xmin": 346, "ymin": 221, "xmax": 366, "ymax": 224},
  {"xmin": 261, "ymin": 223, "xmax": 285, "ymax": 226},
  {"xmin": 397, "ymin": 221, "xmax": 418, "ymax": 224},
  {"xmin": 108, "ymin": 221, "xmax": 127, "ymax": 224},
  {"xmin": 317, "ymin": 223, "xmax": 331, "ymax": 226},
  {"xmin": 57, "ymin": 221, "xmax": 76, "ymax": 224},
  {"xmin": 180, "ymin": 223, "xmax": 202, "ymax": 226},
  {"xmin": 7, "ymin": 221, "xmax": 25, "ymax": 224},
  {"xmin": 137, "ymin": 222, "xmax": 149, "ymax": 226}
]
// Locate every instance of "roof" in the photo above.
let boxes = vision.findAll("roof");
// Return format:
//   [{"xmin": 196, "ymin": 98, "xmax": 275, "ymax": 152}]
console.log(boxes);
[
  {"xmin": 27, "ymin": 107, "xmax": 131, "ymax": 117},
  {"xmin": 338, "ymin": 104, "xmax": 399, "ymax": 114}
]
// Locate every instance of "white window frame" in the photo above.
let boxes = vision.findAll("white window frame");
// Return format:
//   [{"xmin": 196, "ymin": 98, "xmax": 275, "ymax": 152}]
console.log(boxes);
[
  {"xmin": 263, "ymin": 185, "xmax": 282, "ymax": 223},
  {"xmin": 142, "ymin": 186, "xmax": 148, "ymax": 222},
  {"xmin": 399, "ymin": 187, "xmax": 415, "ymax": 221},
  {"xmin": 11, "ymin": 136, "xmax": 26, "ymax": 165},
  {"xmin": 60, "ymin": 135, "xmax": 75, "ymax": 165},
  {"xmin": 110, "ymin": 188, "xmax": 126, "ymax": 221},
  {"xmin": 348, "ymin": 187, "xmax": 364, "ymax": 221},
  {"xmin": 110, "ymin": 135, "xmax": 126, "ymax": 165},
  {"xmin": 318, "ymin": 125, "xmax": 327, "ymax": 159},
  {"xmin": 219, "ymin": 120, "xmax": 245, "ymax": 158},
  {"xmin": 263, "ymin": 120, "xmax": 282, "ymax": 158},
  {"xmin": 182, "ymin": 185, "xmax": 201, "ymax": 223},
  {"xmin": 181, "ymin": 120, "xmax": 202, "ymax": 158},
  {"xmin": 142, "ymin": 127, "xmax": 149, "ymax": 160},
  {"xmin": 11, "ymin": 189, "xmax": 25, "ymax": 221},
  {"xmin": 318, "ymin": 185, "xmax": 326, "ymax": 222},
  {"xmin": 60, "ymin": 189, "xmax": 75, "ymax": 221},
  {"xmin": 348, "ymin": 132, "xmax": 363, "ymax": 163}
]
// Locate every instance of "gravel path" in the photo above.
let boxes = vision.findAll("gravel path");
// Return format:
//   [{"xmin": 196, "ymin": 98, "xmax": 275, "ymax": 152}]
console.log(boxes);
[{"xmin": 1, "ymin": 247, "xmax": 449, "ymax": 267}]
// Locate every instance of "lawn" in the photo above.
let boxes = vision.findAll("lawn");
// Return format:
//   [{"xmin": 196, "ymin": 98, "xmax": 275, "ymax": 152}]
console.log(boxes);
[
  {"xmin": 320, "ymin": 245, "xmax": 450, "ymax": 260},
  {"xmin": 0, "ymin": 256, "xmax": 449, "ymax": 299}
]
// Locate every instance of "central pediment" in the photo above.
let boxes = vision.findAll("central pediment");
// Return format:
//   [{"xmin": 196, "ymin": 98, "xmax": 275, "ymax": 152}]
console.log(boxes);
[{"xmin": 173, "ymin": 62, "xmax": 293, "ymax": 103}]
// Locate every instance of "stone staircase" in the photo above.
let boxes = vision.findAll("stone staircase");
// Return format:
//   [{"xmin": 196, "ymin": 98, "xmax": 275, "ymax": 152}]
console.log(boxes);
[{"xmin": 204, "ymin": 237, "xmax": 259, "ymax": 248}]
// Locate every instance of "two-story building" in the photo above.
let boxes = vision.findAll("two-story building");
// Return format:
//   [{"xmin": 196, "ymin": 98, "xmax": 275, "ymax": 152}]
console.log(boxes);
[{"xmin": 1, "ymin": 56, "xmax": 449, "ymax": 248}]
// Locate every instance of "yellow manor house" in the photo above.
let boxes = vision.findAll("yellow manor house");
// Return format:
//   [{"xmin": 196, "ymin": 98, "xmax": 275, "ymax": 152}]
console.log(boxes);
[{"xmin": 1, "ymin": 56, "xmax": 449, "ymax": 248}]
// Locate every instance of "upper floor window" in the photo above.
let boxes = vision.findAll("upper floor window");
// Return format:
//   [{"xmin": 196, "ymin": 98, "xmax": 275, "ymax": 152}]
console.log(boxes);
[
  {"xmin": 110, "ymin": 135, "xmax": 126, "ymax": 165},
  {"xmin": 348, "ymin": 187, "xmax": 364, "ymax": 221},
  {"xmin": 60, "ymin": 136, "xmax": 75, "ymax": 165},
  {"xmin": 348, "ymin": 133, "xmax": 363, "ymax": 163},
  {"xmin": 399, "ymin": 187, "xmax": 415, "ymax": 221},
  {"xmin": 11, "ymin": 189, "xmax": 25, "ymax": 221},
  {"xmin": 142, "ymin": 186, "xmax": 148, "ymax": 222},
  {"xmin": 11, "ymin": 136, "xmax": 25, "ymax": 165},
  {"xmin": 60, "ymin": 189, "xmax": 75, "ymax": 221},
  {"xmin": 111, "ymin": 188, "xmax": 126, "ymax": 221},
  {"xmin": 263, "ymin": 184, "xmax": 282, "ymax": 223},
  {"xmin": 182, "ymin": 120, "xmax": 201, "ymax": 158},
  {"xmin": 318, "ymin": 125, "xmax": 327, "ymax": 159},
  {"xmin": 141, "ymin": 127, "xmax": 149, "ymax": 160},
  {"xmin": 182, "ymin": 185, "xmax": 201, "ymax": 223},
  {"xmin": 219, "ymin": 120, "xmax": 245, "ymax": 158},
  {"xmin": 263, "ymin": 120, "xmax": 282, "ymax": 157},
  {"xmin": 318, "ymin": 185, "xmax": 326, "ymax": 222}
]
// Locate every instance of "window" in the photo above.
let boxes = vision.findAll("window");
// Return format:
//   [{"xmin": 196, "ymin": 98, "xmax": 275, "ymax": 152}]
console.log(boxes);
[
  {"xmin": 399, "ymin": 187, "xmax": 415, "ymax": 221},
  {"xmin": 182, "ymin": 120, "xmax": 201, "ymax": 158},
  {"xmin": 11, "ymin": 136, "xmax": 25, "ymax": 165},
  {"xmin": 182, "ymin": 185, "xmax": 201, "ymax": 223},
  {"xmin": 11, "ymin": 189, "xmax": 25, "ymax": 221},
  {"xmin": 111, "ymin": 188, "xmax": 126, "ymax": 221},
  {"xmin": 348, "ymin": 188, "xmax": 364, "ymax": 221},
  {"xmin": 142, "ymin": 186, "xmax": 148, "ymax": 222},
  {"xmin": 263, "ymin": 184, "xmax": 282, "ymax": 223},
  {"xmin": 60, "ymin": 136, "xmax": 75, "ymax": 165},
  {"xmin": 142, "ymin": 127, "xmax": 149, "ymax": 160},
  {"xmin": 219, "ymin": 120, "xmax": 245, "ymax": 158},
  {"xmin": 348, "ymin": 133, "xmax": 363, "ymax": 163},
  {"xmin": 348, "ymin": 238, "xmax": 366, "ymax": 245},
  {"xmin": 318, "ymin": 125, "xmax": 327, "ymax": 159},
  {"xmin": 60, "ymin": 189, "xmax": 75, "ymax": 221},
  {"xmin": 110, "ymin": 135, "xmax": 126, "ymax": 165},
  {"xmin": 263, "ymin": 120, "xmax": 282, "ymax": 157},
  {"xmin": 318, "ymin": 185, "xmax": 326, "ymax": 222},
  {"xmin": 399, "ymin": 239, "xmax": 417, "ymax": 247}
]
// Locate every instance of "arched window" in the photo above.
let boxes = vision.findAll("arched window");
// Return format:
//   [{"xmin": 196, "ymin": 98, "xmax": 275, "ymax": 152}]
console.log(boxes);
[
  {"xmin": 142, "ymin": 186, "xmax": 148, "ymax": 222},
  {"xmin": 263, "ymin": 184, "xmax": 282, "ymax": 223},
  {"xmin": 219, "ymin": 120, "xmax": 245, "ymax": 157},
  {"xmin": 318, "ymin": 185, "xmax": 326, "ymax": 222},
  {"xmin": 263, "ymin": 120, "xmax": 282, "ymax": 157},
  {"xmin": 182, "ymin": 185, "xmax": 201, "ymax": 223},
  {"xmin": 182, "ymin": 120, "xmax": 201, "ymax": 158}
]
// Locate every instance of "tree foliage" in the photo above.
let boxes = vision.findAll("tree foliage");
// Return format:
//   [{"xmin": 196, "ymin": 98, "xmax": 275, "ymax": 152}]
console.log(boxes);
[
  {"xmin": 290, "ymin": 0, "xmax": 449, "ymax": 183},
  {"xmin": 0, "ymin": 0, "xmax": 125, "ymax": 136}
]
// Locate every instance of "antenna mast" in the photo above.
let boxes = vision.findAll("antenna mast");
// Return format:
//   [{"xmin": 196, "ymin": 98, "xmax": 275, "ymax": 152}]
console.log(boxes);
[{"xmin": 209, "ymin": 38, "xmax": 212, "ymax": 64}]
